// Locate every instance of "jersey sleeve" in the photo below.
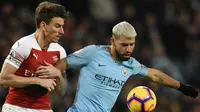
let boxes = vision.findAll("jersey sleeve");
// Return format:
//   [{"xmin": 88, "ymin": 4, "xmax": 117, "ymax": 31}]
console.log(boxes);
[
  {"xmin": 137, "ymin": 64, "xmax": 148, "ymax": 76},
  {"xmin": 66, "ymin": 45, "xmax": 97, "ymax": 68},
  {"xmin": 129, "ymin": 58, "xmax": 148, "ymax": 77},
  {"xmin": 5, "ymin": 40, "xmax": 30, "ymax": 69},
  {"xmin": 59, "ymin": 46, "xmax": 67, "ymax": 59}
]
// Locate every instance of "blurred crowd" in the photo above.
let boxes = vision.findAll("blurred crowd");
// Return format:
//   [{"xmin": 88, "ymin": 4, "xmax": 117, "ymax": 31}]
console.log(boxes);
[{"xmin": 0, "ymin": 0, "xmax": 200, "ymax": 112}]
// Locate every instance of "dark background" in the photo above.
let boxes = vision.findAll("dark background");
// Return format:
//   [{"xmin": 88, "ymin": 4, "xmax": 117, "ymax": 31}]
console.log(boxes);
[{"xmin": 0, "ymin": 0, "xmax": 200, "ymax": 112}]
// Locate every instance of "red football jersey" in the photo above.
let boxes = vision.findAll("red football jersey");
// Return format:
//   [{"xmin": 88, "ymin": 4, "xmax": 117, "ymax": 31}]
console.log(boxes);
[{"xmin": 4, "ymin": 33, "xmax": 66, "ymax": 110}]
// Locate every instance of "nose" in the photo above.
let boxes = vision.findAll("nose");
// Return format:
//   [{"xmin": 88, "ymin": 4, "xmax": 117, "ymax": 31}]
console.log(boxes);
[
  {"xmin": 59, "ymin": 27, "xmax": 64, "ymax": 35},
  {"xmin": 126, "ymin": 45, "xmax": 132, "ymax": 52}
]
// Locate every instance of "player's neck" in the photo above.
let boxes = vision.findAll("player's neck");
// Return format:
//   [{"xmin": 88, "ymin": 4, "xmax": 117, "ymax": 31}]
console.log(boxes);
[
  {"xmin": 35, "ymin": 30, "xmax": 50, "ymax": 50},
  {"xmin": 109, "ymin": 46, "xmax": 119, "ymax": 61}
]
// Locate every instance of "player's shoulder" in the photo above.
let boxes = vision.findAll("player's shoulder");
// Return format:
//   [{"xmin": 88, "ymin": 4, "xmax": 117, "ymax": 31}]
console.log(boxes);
[
  {"xmin": 74, "ymin": 45, "xmax": 108, "ymax": 55},
  {"xmin": 128, "ymin": 57, "xmax": 140, "ymax": 65},
  {"xmin": 85, "ymin": 44, "xmax": 108, "ymax": 51},
  {"xmin": 49, "ymin": 43, "xmax": 65, "ymax": 52},
  {"xmin": 13, "ymin": 33, "xmax": 35, "ymax": 48}
]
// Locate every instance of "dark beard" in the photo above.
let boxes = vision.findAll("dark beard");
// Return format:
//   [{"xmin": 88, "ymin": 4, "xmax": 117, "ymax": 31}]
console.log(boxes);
[{"xmin": 115, "ymin": 47, "xmax": 130, "ymax": 61}]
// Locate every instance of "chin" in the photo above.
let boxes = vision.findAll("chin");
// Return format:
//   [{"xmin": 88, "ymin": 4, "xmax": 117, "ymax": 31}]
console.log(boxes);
[{"xmin": 52, "ymin": 40, "xmax": 59, "ymax": 43}]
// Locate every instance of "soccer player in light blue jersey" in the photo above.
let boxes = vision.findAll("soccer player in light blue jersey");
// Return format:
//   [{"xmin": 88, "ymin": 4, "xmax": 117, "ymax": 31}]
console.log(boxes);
[{"xmin": 36, "ymin": 21, "xmax": 198, "ymax": 112}]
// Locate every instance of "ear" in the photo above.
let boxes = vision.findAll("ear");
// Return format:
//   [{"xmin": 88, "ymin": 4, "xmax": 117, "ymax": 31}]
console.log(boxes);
[
  {"xmin": 40, "ymin": 21, "xmax": 47, "ymax": 32},
  {"xmin": 110, "ymin": 37, "xmax": 114, "ymax": 44}
]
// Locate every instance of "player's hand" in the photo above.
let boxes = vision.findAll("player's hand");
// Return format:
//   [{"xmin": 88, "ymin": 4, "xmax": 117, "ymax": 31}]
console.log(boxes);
[
  {"xmin": 38, "ymin": 78, "xmax": 57, "ymax": 92},
  {"xmin": 178, "ymin": 83, "xmax": 198, "ymax": 98},
  {"xmin": 35, "ymin": 60, "xmax": 62, "ymax": 78}
]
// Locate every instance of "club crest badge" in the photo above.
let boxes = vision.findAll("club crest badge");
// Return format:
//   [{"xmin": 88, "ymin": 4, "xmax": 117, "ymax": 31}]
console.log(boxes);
[
  {"xmin": 53, "ymin": 56, "xmax": 58, "ymax": 62},
  {"xmin": 122, "ymin": 67, "xmax": 128, "ymax": 77}
]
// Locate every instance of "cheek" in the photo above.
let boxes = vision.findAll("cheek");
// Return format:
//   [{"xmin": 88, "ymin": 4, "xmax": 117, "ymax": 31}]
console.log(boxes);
[
  {"xmin": 118, "ymin": 47, "xmax": 125, "ymax": 54},
  {"xmin": 47, "ymin": 27, "xmax": 58, "ymax": 34}
]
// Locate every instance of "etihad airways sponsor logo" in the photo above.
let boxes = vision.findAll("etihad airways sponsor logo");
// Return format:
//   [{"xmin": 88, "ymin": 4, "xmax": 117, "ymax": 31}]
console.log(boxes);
[{"xmin": 95, "ymin": 74, "xmax": 125, "ymax": 89}]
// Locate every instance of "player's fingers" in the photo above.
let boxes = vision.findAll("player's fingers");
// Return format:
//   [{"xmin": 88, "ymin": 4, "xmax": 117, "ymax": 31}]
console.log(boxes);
[
  {"xmin": 52, "ymin": 80, "xmax": 57, "ymax": 87},
  {"xmin": 38, "ymin": 75, "xmax": 49, "ymax": 78},
  {"xmin": 49, "ymin": 85, "xmax": 54, "ymax": 91},
  {"xmin": 47, "ymin": 87, "xmax": 51, "ymax": 92},
  {"xmin": 49, "ymin": 82, "xmax": 55, "ymax": 91},
  {"xmin": 35, "ymin": 69, "xmax": 48, "ymax": 75},
  {"xmin": 37, "ymin": 72, "xmax": 50, "ymax": 75},
  {"xmin": 37, "ymin": 66, "xmax": 47, "ymax": 70},
  {"xmin": 43, "ymin": 60, "xmax": 51, "ymax": 66},
  {"xmin": 52, "ymin": 85, "xmax": 55, "ymax": 90}
]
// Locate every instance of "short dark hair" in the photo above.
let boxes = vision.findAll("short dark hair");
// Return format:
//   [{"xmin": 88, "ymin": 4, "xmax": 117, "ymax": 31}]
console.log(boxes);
[{"xmin": 35, "ymin": 1, "xmax": 69, "ymax": 28}]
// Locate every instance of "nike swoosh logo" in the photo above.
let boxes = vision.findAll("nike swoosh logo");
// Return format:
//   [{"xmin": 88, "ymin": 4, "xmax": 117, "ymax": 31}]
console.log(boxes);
[
  {"xmin": 17, "ymin": 42, "xmax": 22, "ymax": 47},
  {"xmin": 98, "ymin": 64, "xmax": 106, "ymax": 67}
]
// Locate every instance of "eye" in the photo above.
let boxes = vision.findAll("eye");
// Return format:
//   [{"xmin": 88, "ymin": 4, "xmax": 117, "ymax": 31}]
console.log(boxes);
[
  {"xmin": 55, "ymin": 24, "xmax": 61, "ymax": 28},
  {"xmin": 121, "ymin": 43, "xmax": 128, "ymax": 46},
  {"xmin": 130, "ymin": 43, "xmax": 135, "ymax": 46}
]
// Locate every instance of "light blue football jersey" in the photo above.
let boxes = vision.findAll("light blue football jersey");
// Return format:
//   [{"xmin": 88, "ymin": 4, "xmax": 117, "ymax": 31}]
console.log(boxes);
[{"xmin": 67, "ymin": 45, "xmax": 148, "ymax": 112}]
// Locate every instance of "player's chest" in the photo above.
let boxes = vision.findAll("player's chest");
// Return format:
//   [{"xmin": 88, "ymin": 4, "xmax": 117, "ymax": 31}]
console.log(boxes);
[
  {"xmin": 90, "ymin": 59, "xmax": 132, "ymax": 80},
  {"xmin": 20, "ymin": 48, "xmax": 60, "ymax": 73}
]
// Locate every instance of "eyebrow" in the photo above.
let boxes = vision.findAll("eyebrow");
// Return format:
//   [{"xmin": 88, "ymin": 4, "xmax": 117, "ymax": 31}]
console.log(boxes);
[
  {"xmin": 55, "ymin": 23, "xmax": 63, "ymax": 26},
  {"xmin": 121, "ymin": 42, "xmax": 135, "ymax": 44}
]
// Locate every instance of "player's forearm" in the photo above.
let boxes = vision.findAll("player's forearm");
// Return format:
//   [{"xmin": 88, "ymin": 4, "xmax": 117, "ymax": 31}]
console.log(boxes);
[
  {"xmin": 54, "ymin": 60, "xmax": 67, "ymax": 96},
  {"xmin": 148, "ymin": 68, "xmax": 180, "ymax": 89},
  {"xmin": 148, "ymin": 68, "xmax": 198, "ymax": 98},
  {"xmin": 55, "ymin": 74, "xmax": 67, "ymax": 96},
  {"xmin": 0, "ymin": 74, "xmax": 40, "ymax": 88}
]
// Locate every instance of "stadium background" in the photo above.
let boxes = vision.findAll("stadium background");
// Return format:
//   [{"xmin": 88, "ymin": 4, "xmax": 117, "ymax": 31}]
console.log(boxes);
[{"xmin": 0, "ymin": 0, "xmax": 200, "ymax": 111}]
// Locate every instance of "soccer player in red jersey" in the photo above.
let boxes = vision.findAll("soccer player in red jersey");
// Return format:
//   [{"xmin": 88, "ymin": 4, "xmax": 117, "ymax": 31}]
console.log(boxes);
[{"xmin": 0, "ymin": 1, "xmax": 69, "ymax": 112}]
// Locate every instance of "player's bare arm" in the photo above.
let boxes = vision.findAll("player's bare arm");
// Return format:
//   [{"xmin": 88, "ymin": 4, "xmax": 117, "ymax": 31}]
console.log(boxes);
[
  {"xmin": 55, "ymin": 58, "xmax": 68, "ymax": 71},
  {"xmin": 36, "ymin": 59, "xmax": 68, "ymax": 96},
  {"xmin": 0, "ymin": 62, "xmax": 56, "ymax": 91},
  {"xmin": 54, "ymin": 59, "xmax": 68, "ymax": 96},
  {"xmin": 147, "ymin": 68, "xmax": 180, "ymax": 88},
  {"xmin": 147, "ymin": 68, "xmax": 198, "ymax": 98}
]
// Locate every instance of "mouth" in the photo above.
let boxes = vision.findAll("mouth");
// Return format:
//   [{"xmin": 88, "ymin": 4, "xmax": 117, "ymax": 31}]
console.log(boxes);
[
  {"xmin": 56, "ymin": 36, "xmax": 61, "ymax": 39},
  {"xmin": 124, "ymin": 55, "xmax": 130, "ymax": 58},
  {"xmin": 124, "ymin": 53, "xmax": 131, "ymax": 58}
]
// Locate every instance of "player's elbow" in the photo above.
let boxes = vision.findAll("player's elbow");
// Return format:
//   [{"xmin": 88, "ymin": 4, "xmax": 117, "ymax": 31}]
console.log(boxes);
[
  {"xmin": 0, "ymin": 73, "xmax": 2, "ymax": 86},
  {"xmin": 147, "ymin": 68, "xmax": 161, "ymax": 83},
  {"xmin": 0, "ymin": 75, "xmax": 6, "ymax": 86},
  {"xmin": 0, "ymin": 73, "xmax": 12, "ymax": 87}
]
